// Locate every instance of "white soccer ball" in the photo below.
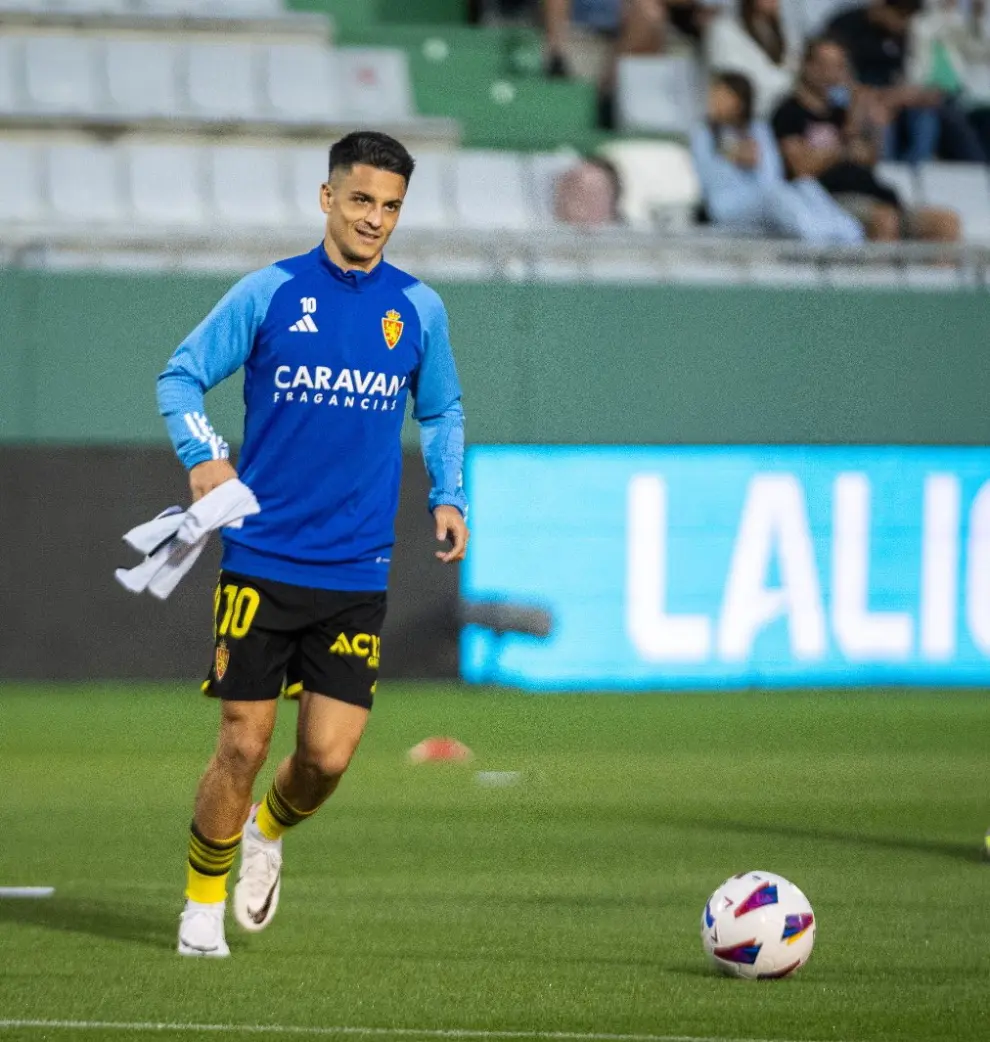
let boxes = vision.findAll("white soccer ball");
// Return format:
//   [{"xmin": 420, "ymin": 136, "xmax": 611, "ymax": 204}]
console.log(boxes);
[{"xmin": 700, "ymin": 871, "xmax": 816, "ymax": 980}]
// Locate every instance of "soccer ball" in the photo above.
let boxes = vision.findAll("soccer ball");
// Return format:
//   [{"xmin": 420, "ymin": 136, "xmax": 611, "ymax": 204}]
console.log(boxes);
[{"xmin": 700, "ymin": 871, "xmax": 815, "ymax": 980}]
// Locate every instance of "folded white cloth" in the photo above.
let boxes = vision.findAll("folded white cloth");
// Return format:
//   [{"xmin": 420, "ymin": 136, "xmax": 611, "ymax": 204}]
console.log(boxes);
[{"xmin": 115, "ymin": 479, "xmax": 260, "ymax": 600}]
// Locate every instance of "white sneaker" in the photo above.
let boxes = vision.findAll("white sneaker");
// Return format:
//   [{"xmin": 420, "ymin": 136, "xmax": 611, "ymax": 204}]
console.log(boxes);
[
  {"xmin": 177, "ymin": 899, "xmax": 230, "ymax": 957},
  {"xmin": 233, "ymin": 804, "xmax": 282, "ymax": 933}
]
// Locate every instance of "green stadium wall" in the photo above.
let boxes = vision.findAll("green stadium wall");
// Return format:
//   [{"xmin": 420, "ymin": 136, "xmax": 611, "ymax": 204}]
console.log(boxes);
[{"xmin": 1, "ymin": 270, "xmax": 989, "ymax": 446}]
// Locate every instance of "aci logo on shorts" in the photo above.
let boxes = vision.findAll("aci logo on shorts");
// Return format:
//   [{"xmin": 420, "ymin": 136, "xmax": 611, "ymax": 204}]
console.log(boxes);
[
  {"xmin": 329, "ymin": 633, "xmax": 380, "ymax": 670},
  {"xmin": 461, "ymin": 447, "xmax": 990, "ymax": 690}
]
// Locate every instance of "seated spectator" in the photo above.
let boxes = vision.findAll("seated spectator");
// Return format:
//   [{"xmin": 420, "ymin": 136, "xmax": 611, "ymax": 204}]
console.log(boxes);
[
  {"xmin": 692, "ymin": 72, "xmax": 864, "ymax": 242},
  {"xmin": 827, "ymin": 0, "xmax": 985, "ymax": 161},
  {"xmin": 544, "ymin": 0, "xmax": 624, "ymax": 77},
  {"xmin": 665, "ymin": 0, "xmax": 730, "ymax": 45},
  {"xmin": 704, "ymin": 0, "xmax": 800, "ymax": 118},
  {"xmin": 909, "ymin": 0, "xmax": 990, "ymax": 157},
  {"xmin": 772, "ymin": 38, "xmax": 961, "ymax": 241},
  {"xmin": 554, "ymin": 155, "xmax": 623, "ymax": 224},
  {"xmin": 598, "ymin": 0, "xmax": 728, "ymax": 126}
]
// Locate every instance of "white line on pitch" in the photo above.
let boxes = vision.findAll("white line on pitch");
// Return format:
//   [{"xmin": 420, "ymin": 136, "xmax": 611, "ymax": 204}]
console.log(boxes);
[{"xmin": 0, "ymin": 1020, "xmax": 855, "ymax": 1042}]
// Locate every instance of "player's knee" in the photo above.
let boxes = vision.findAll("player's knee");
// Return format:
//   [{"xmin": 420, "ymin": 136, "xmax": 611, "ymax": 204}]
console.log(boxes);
[
  {"xmin": 296, "ymin": 741, "xmax": 355, "ymax": 782},
  {"xmin": 217, "ymin": 727, "xmax": 271, "ymax": 780}
]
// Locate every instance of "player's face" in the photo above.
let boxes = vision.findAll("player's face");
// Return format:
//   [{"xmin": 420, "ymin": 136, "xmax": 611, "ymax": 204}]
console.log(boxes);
[{"xmin": 321, "ymin": 164, "xmax": 407, "ymax": 270}]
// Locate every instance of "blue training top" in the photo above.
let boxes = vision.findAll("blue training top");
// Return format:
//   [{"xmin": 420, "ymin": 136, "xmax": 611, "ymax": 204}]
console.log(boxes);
[{"xmin": 158, "ymin": 243, "xmax": 467, "ymax": 592}]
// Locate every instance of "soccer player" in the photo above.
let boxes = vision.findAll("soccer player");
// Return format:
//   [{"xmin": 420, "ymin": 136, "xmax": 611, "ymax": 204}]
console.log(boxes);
[{"xmin": 157, "ymin": 131, "xmax": 469, "ymax": 957}]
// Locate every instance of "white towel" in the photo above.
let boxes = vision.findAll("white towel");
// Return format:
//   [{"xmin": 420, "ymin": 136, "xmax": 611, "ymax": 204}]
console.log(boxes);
[{"xmin": 115, "ymin": 480, "xmax": 260, "ymax": 600}]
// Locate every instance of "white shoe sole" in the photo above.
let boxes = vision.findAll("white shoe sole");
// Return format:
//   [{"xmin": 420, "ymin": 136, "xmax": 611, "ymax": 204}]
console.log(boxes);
[
  {"xmin": 233, "ymin": 870, "xmax": 281, "ymax": 933},
  {"xmin": 177, "ymin": 939, "xmax": 230, "ymax": 958}
]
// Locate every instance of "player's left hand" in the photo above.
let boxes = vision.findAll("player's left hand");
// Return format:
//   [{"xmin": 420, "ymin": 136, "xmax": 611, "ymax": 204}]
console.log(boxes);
[{"xmin": 433, "ymin": 506, "xmax": 469, "ymax": 563}]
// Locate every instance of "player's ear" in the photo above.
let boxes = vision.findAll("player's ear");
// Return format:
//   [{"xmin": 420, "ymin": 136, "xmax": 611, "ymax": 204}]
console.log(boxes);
[{"xmin": 319, "ymin": 181, "xmax": 333, "ymax": 215}]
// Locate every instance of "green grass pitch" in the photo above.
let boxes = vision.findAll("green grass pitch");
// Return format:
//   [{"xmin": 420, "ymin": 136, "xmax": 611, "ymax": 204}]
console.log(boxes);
[{"xmin": 0, "ymin": 683, "xmax": 987, "ymax": 1042}]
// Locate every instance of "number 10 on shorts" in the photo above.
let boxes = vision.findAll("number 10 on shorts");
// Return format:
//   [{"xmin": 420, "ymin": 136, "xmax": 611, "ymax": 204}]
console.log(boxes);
[{"xmin": 214, "ymin": 584, "xmax": 260, "ymax": 640}]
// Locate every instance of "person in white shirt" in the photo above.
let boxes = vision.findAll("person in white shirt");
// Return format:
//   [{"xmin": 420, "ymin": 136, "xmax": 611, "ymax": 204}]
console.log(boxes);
[
  {"xmin": 704, "ymin": 0, "xmax": 801, "ymax": 118},
  {"xmin": 909, "ymin": 0, "xmax": 990, "ymax": 154}
]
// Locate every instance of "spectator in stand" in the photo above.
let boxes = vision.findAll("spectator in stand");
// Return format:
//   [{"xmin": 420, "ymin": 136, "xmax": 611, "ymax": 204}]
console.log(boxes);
[
  {"xmin": 827, "ymin": 0, "xmax": 985, "ymax": 161},
  {"xmin": 692, "ymin": 72, "xmax": 864, "ymax": 241},
  {"xmin": 704, "ymin": 0, "xmax": 801, "ymax": 118},
  {"xmin": 554, "ymin": 155, "xmax": 623, "ymax": 223},
  {"xmin": 772, "ymin": 38, "xmax": 961, "ymax": 240},
  {"xmin": 909, "ymin": 0, "xmax": 990, "ymax": 156},
  {"xmin": 544, "ymin": 0, "xmax": 624, "ymax": 76},
  {"xmin": 665, "ymin": 0, "xmax": 731, "ymax": 45}
]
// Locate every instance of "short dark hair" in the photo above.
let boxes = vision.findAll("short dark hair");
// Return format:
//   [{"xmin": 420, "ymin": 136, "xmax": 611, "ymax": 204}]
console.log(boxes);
[
  {"xmin": 886, "ymin": 0, "xmax": 923, "ymax": 15},
  {"xmin": 328, "ymin": 131, "xmax": 415, "ymax": 184},
  {"xmin": 803, "ymin": 35, "xmax": 845, "ymax": 65},
  {"xmin": 715, "ymin": 71, "xmax": 754, "ymax": 126}
]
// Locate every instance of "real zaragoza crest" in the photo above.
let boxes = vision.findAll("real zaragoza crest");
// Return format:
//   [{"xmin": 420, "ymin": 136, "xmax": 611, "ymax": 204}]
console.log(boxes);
[
  {"xmin": 215, "ymin": 639, "xmax": 229, "ymax": 682},
  {"xmin": 382, "ymin": 309, "xmax": 403, "ymax": 350}
]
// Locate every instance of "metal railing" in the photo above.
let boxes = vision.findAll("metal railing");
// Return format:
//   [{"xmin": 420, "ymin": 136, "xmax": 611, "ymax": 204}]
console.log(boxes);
[{"xmin": 3, "ymin": 226, "xmax": 990, "ymax": 287}]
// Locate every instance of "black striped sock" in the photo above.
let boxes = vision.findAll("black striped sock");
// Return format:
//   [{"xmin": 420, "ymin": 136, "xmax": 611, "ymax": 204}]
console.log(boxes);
[
  {"xmin": 187, "ymin": 821, "xmax": 241, "ymax": 878},
  {"xmin": 263, "ymin": 781, "xmax": 315, "ymax": 831}
]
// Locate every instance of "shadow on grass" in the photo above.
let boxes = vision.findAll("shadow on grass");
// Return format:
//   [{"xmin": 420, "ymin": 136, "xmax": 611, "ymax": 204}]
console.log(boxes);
[
  {"xmin": 694, "ymin": 817, "xmax": 984, "ymax": 865},
  {"xmin": 0, "ymin": 896, "xmax": 173, "ymax": 951}
]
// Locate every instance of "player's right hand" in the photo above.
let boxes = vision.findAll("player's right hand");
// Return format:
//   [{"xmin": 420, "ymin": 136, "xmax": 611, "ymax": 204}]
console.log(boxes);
[{"xmin": 189, "ymin": 459, "xmax": 238, "ymax": 503}]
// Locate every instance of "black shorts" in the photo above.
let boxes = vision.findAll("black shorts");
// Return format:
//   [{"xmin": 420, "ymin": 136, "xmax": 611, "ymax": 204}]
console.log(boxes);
[{"xmin": 203, "ymin": 570, "xmax": 386, "ymax": 709}]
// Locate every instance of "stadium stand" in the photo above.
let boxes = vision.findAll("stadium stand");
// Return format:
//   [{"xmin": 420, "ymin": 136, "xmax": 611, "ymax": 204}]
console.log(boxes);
[
  {"xmin": 0, "ymin": 26, "xmax": 454, "ymax": 141},
  {"xmin": 0, "ymin": 0, "xmax": 284, "ymax": 17},
  {"xmin": 2, "ymin": 0, "xmax": 990, "ymax": 286}
]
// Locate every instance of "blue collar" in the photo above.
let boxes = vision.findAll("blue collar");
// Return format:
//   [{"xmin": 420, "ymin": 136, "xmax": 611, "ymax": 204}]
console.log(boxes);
[{"xmin": 315, "ymin": 242, "xmax": 385, "ymax": 289}]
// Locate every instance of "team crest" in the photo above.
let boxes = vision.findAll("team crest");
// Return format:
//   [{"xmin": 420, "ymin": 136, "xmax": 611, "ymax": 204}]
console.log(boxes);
[
  {"xmin": 215, "ymin": 639, "xmax": 229, "ymax": 682},
  {"xmin": 382, "ymin": 309, "xmax": 403, "ymax": 350}
]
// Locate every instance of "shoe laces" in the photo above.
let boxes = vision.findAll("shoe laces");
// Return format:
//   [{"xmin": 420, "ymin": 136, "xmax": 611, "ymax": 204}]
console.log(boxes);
[{"xmin": 241, "ymin": 832, "xmax": 282, "ymax": 900}]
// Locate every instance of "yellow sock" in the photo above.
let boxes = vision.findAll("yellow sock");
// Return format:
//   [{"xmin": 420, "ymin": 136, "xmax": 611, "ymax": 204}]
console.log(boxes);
[
  {"xmin": 185, "ymin": 822, "xmax": 241, "ymax": 904},
  {"xmin": 255, "ymin": 781, "xmax": 317, "ymax": 842}
]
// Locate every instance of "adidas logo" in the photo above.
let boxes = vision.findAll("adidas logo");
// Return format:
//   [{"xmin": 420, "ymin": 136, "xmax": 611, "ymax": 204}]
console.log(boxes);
[{"xmin": 289, "ymin": 314, "xmax": 319, "ymax": 333}]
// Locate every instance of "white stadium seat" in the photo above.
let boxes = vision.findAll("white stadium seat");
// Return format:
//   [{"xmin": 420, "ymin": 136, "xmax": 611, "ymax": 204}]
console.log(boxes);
[
  {"xmin": 0, "ymin": 142, "xmax": 47, "ymax": 224},
  {"xmin": 0, "ymin": 37, "xmax": 21, "ymax": 115},
  {"xmin": 286, "ymin": 146, "xmax": 329, "ymax": 228},
  {"xmin": 57, "ymin": 0, "xmax": 130, "ymax": 12},
  {"xmin": 453, "ymin": 151, "xmax": 530, "ymax": 230},
  {"xmin": 185, "ymin": 42, "xmax": 260, "ymax": 121},
  {"xmin": 265, "ymin": 43, "xmax": 341, "ymax": 123},
  {"xmin": 615, "ymin": 55, "xmax": 701, "ymax": 136},
  {"xmin": 876, "ymin": 163, "xmax": 918, "ymax": 208},
  {"xmin": 134, "ymin": 0, "xmax": 201, "ymax": 12},
  {"xmin": 397, "ymin": 151, "xmax": 450, "ymax": 230},
  {"xmin": 333, "ymin": 48, "xmax": 413, "ymax": 122},
  {"xmin": 207, "ymin": 146, "xmax": 288, "ymax": 227},
  {"xmin": 206, "ymin": 0, "xmax": 283, "ymax": 15},
  {"xmin": 597, "ymin": 139, "xmax": 701, "ymax": 231},
  {"xmin": 23, "ymin": 35, "xmax": 101, "ymax": 116},
  {"xmin": 46, "ymin": 143, "xmax": 124, "ymax": 224},
  {"xmin": 126, "ymin": 143, "xmax": 206, "ymax": 227},
  {"xmin": 138, "ymin": 0, "xmax": 282, "ymax": 14},
  {"xmin": 103, "ymin": 39, "xmax": 182, "ymax": 119},
  {"xmin": 918, "ymin": 163, "xmax": 990, "ymax": 241},
  {"xmin": 527, "ymin": 151, "xmax": 581, "ymax": 225}
]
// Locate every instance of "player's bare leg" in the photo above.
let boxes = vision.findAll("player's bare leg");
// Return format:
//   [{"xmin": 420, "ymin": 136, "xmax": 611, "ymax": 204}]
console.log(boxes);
[
  {"xmin": 234, "ymin": 694, "xmax": 369, "ymax": 932},
  {"xmin": 178, "ymin": 699, "xmax": 278, "ymax": 957}
]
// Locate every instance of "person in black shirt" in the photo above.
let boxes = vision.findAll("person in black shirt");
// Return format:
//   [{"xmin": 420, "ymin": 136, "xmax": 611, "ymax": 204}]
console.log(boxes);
[
  {"xmin": 772, "ymin": 38, "xmax": 961, "ymax": 241},
  {"xmin": 827, "ymin": 0, "xmax": 985, "ymax": 162}
]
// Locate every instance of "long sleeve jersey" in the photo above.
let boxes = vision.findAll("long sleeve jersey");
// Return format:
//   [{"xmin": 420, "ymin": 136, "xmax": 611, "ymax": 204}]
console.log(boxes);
[{"xmin": 157, "ymin": 243, "xmax": 466, "ymax": 592}]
